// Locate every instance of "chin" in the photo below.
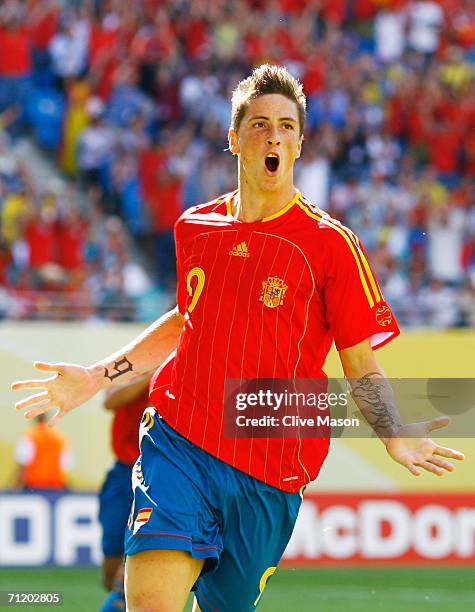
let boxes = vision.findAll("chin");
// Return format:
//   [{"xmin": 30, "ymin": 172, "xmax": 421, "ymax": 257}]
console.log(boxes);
[{"xmin": 260, "ymin": 174, "xmax": 282, "ymax": 188}]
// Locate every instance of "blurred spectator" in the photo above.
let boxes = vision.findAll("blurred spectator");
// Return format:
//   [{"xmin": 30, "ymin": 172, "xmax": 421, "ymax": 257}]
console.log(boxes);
[
  {"xmin": 48, "ymin": 13, "xmax": 88, "ymax": 90},
  {"xmin": 374, "ymin": 7, "xmax": 405, "ymax": 64},
  {"xmin": 415, "ymin": 167, "xmax": 449, "ymax": 209},
  {"xmin": 59, "ymin": 77, "xmax": 91, "ymax": 176},
  {"xmin": 406, "ymin": 1, "xmax": 444, "ymax": 58},
  {"xmin": 88, "ymin": 12, "xmax": 120, "ymax": 71},
  {"xmin": 295, "ymin": 139, "xmax": 330, "ymax": 209},
  {"xmin": 138, "ymin": 137, "xmax": 184, "ymax": 287},
  {"xmin": 14, "ymin": 414, "xmax": 72, "ymax": 491},
  {"xmin": 420, "ymin": 279, "xmax": 460, "ymax": 328},
  {"xmin": 24, "ymin": 203, "xmax": 58, "ymax": 272},
  {"xmin": 446, "ymin": 1, "xmax": 475, "ymax": 49},
  {"xmin": 1, "ymin": 181, "xmax": 29, "ymax": 246},
  {"xmin": 78, "ymin": 98, "xmax": 115, "ymax": 194},
  {"xmin": 366, "ymin": 129, "xmax": 401, "ymax": 179},
  {"xmin": 29, "ymin": 0, "xmax": 59, "ymax": 87},
  {"xmin": 107, "ymin": 61, "xmax": 154, "ymax": 128},
  {"xmin": 179, "ymin": 63, "xmax": 220, "ymax": 122},
  {"xmin": 427, "ymin": 205, "xmax": 465, "ymax": 283},
  {"xmin": 0, "ymin": 6, "xmax": 32, "ymax": 133},
  {"xmin": 398, "ymin": 271, "xmax": 427, "ymax": 327},
  {"xmin": 96, "ymin": 266, "xmax": 136, "ymax": 321},
  {"xmin": 118, "ymin": 111, "xmax": 150, "ymax": 154},
  {"xmin": 57, "ymin": 204, "xmax": 86, "ymax": 275},
  {"xmin": 329, "ymin": 174, "xmax": 359, "ymax": 217},
  {"xmin": 458, "ymin": 279, "xmax": 475, "ymax": 326}
]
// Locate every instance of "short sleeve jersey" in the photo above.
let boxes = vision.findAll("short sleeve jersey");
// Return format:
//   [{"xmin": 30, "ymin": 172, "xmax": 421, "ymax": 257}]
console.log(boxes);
[{"xmin": 150, "ymin": 191, "xmax": 400, "ymax": 493}]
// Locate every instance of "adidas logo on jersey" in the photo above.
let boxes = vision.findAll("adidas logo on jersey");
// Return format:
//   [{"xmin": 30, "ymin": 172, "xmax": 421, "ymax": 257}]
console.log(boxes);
[{"xmin": 229, "ymin": 241, "xmax": 250, "ymax": 257}]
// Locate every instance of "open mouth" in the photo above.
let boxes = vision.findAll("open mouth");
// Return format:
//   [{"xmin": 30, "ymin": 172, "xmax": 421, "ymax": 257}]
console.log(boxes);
[{"xmin": 265, "ymin": 154, "xmax": 279, "ymax": 173}]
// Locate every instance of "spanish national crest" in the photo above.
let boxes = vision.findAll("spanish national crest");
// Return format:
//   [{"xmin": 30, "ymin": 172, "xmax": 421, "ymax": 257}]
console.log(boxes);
[
  {"xmin": 133, "ymin": 507, "xmax": 153, "ymax": 535},
  {"xmin": 375, "ymin": 305, "xmax": 393, "ymax": 326},
  {"xmin": 259, "ymin": 276, "xmax": 288, "ymax": 308}
]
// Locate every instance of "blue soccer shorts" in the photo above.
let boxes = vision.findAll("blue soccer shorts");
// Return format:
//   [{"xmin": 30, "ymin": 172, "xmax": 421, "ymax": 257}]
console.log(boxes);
[
  {"xmin": 98, "ymin": 460, "xmax": 133, "ymax": 557},
  {"xmin": 124, "ymin": 408, "xmax": 302, "ymax": 611}
]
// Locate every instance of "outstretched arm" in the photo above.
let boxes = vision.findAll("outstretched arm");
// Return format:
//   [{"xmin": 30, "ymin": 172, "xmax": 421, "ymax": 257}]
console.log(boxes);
[
  {"xmin": 12, "ymin": 307, "xmax": 183, "ymax": 426},
  {"xmin": 338, "ymin": 338, "xmax": 464, "ymax": 476}
]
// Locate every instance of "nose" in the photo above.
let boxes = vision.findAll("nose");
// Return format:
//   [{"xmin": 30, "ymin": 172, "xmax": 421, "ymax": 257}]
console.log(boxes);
[{"xmin": 267, "ymin": 127, "xmax": 280, "ymax": 146}]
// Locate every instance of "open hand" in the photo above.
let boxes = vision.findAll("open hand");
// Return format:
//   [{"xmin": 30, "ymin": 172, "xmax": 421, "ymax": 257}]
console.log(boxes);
[
  {"xmin": 11, "ymin": 361, "xmax": 101, "ymax": 427},
  {"xmin": 385, "ymin": 416, "xmax": 465, "ymax": 476}
]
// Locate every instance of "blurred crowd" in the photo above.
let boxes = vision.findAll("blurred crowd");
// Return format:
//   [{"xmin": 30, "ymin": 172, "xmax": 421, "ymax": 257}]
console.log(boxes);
[
  {"xmin": 0, "ymin": 141, "xmax": 150, "ymax": 320},
  {"xmin": 0, "ymin": 0, "xmax": 474, "ymax": 326}
]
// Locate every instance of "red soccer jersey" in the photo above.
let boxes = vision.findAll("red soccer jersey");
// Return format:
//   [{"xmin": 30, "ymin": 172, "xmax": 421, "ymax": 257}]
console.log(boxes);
[
  {"xmin": 111, "ymin": 389, "xmax": 150, "ymax": 466},
  {"xmin": 150, "ymin": 191, "xmax": 400, "ymax": 493}
]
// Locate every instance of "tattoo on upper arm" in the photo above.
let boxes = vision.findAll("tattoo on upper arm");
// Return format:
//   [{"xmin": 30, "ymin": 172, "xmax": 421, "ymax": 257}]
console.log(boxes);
[
  {"xmin": 350, "ymin": 373, "xmax": 402, "ymax": 437},
  {"xmin": 104, "ymin": 357, "xmax": 134, "ymax": 381}
]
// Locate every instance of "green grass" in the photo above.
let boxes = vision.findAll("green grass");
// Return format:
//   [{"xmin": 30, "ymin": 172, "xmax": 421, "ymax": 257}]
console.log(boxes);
[
  {"xmin": 0, "ymin": 568, "xmax": 102, "ymax": 611},
  {"xmin": 0, "ymin": 567, "xmax": 474, "ymax": 611},
  {"xmin": 258, "ymin": 567, "xmax": 475, "ymax": 612}
]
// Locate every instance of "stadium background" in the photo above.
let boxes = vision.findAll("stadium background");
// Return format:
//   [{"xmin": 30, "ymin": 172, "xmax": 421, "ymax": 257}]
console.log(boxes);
[{"xmin": 0, "ymin": 0, "xmax": 474, "ymax": 610}]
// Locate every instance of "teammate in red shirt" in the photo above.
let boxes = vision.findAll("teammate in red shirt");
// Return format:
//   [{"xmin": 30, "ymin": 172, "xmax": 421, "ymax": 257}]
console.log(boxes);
[
  {"xmin": 98, "ymin": 375, "xmax": 151, "ymax": 612},
  {"xmin": 12, "ymin": 65, "xmax": 464, "ymax": 612}
]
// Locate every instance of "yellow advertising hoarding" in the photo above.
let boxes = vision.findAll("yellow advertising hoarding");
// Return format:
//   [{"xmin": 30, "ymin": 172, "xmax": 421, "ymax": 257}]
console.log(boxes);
[{"xmin": 1, "ymin": 323, "xmax": 473, "ymax": 491}]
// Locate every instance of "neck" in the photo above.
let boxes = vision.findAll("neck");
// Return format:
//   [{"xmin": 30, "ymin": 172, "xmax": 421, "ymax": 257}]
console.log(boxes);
[{"xmin": 234, "ymin": 181, "xmax": 298, "ymax": 223}]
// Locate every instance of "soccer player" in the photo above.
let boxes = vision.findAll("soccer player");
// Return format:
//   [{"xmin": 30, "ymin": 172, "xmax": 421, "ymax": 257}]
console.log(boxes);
[
  {"xmin": 12, "ymin": 65, "xmax": 464, "ymax": 612},
  {"xmin": 98, "ymin": 374, "xmax": 151, "ymax": 612}
]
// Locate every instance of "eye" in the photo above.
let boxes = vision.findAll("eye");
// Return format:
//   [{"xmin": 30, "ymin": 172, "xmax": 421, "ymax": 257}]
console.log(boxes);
[
  {"xmin": 253, "ymin": 121, "xmax": 265, "ymax": 128},
  {"xmin": 283, "ymin": 123, "xmax": 295, "ymax": 130}
]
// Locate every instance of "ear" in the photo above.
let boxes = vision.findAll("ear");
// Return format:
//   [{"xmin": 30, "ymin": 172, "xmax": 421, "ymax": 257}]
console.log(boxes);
[
  {"xmin": 228, "ymin": 128, "xmax": 240, "ymax": 155},
  {"xmin": 295, "ymin": 134, "xmax": 304, "ymax": 159}
]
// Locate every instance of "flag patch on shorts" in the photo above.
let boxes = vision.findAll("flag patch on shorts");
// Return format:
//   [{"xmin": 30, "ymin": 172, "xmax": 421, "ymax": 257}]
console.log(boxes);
[{"xmin": 133, "ymin": 507, "xmax": 153, "ymax": 534}]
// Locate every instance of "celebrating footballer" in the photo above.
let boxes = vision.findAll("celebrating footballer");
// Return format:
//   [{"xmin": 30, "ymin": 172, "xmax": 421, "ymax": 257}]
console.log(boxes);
[{"xmin": 12, "ymin": 65, "xmax": 464, "ymax": 612}]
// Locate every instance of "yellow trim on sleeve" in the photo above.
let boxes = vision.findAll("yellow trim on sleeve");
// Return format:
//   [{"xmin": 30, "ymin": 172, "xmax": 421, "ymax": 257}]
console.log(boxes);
[
  {"xmin": 355, "ymin": 246, "xmax": 382, "ymax": 303},
  {"xmin": 296, "ymin": 199, "xmax": 380, "ymax": 308}
]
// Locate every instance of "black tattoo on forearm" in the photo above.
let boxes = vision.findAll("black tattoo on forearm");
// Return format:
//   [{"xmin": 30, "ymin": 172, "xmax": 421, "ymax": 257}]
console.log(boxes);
[
  {"xmin": 104, "ymin": 357, "xmax": 134, "ymax": 381},
  {"xmin": 350, "ymin": 372, "xmax": 403, "ymax": 439}
]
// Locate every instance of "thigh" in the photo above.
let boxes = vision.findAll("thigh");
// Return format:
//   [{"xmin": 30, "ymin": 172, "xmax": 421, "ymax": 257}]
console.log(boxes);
[
  {"xmin": 125, "ymin": 549, "xmax": 204, "ymax": 612},
  {"xmin": 125, "ymin": 413, "xmax": 222, "ymax": 570},
  {"xmin": 195, "ymin": 478, "xmax": 302, "ymax": 611}
]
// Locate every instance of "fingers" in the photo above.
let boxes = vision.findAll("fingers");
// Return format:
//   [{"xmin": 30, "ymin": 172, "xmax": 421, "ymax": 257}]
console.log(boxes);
[
  {"xmin": 417, "ymin": 460, "xmax": 445, "ymax": 476},
  {"xmin": 22, "ymin": 402, "xmax": 64, "ymax": 427},
  {"xmin": 15, "ymin": 391, "xmax": 49, "ymax": 411},
  {"xmin": 11, "ymin": 378, "xmax": 55, "ymax": 391},
  {"xmin": 10, "ymin": 380, "xmax": 47, "ymax": 391},
  {"xmin": 406, "ymin": 463, "xmax": 421, "ymax": 477},
  {"xmin": 434, "ymin": 446, "xmax": 465, "ymax": 461},
  {"xmin": 48, "ymin": 409, "xmax": 65, "ymax": 428},
  {"xmin": 426, "ymin": 416, "xmax": 450, "ymax": 432},
  {"xmin": 427, "ymin": 456, "xmax": 455, "ymax": 472},
  {"xmin": 408, "ymin": 453, "xmax": 461, "ymax": 477},
  {"xmin": 34, "ymin": 361, "xmax": 65, "ymax": 373},
  {"xmin": 23, "ymin": 400, "xmax": 56, "ymax": 420},
  {"xmin": 11, "ymin": 363, "xmax": 64, "ymax": 391}
]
